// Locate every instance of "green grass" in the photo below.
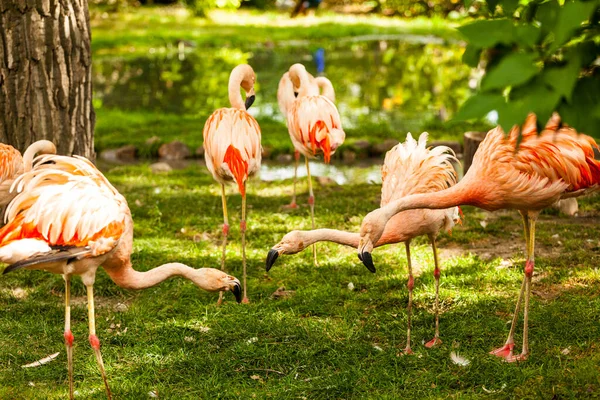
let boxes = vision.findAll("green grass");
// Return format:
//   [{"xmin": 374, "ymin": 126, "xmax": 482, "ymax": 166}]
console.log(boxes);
[
  {"xmin": 91, "ymin": 7, "xmax": 459, "ymax": 57},
  {"xmin": 1, "ymin": 165, "xmax": 599, "ymax": 398}
]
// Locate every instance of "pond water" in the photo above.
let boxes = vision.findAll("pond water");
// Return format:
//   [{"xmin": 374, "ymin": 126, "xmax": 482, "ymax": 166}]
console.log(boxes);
[{"xmin": 93, "ymin": 36, "xmax": 470, "ymax": 134}]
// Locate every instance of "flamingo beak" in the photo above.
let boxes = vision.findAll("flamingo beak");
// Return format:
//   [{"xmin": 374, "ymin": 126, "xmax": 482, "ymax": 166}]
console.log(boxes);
[
  {"xmin": 294, "ymin": 92, "xmax": 299, "ymax": 98},
  {"xmin": 360, "ymin": 252, "xmax": 376, "ymax": 273},
  {"xmin": 245, "ymin": 89, "xmax": 256, "ymax": 110},
  {"xmin": 231, "ymin": 279, "xmax": 242, "ymax": 303},
  {"xmin": 266, "ymin": 249, "xmax": 280, "ymax": 272}
]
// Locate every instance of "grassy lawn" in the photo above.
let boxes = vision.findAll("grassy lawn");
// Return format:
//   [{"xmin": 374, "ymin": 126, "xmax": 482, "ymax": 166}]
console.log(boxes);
[
  {"xmin": 91, "ymin": 7, "xmax": 460, "ymax": 57},
  {"xmin": 1, "ymin": 165, "xmax": 599, "ymax": 398}
]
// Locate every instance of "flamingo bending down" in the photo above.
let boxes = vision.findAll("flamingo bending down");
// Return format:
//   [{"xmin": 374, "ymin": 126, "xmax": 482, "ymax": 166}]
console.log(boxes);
[
  {"xmin": 0, "ymin": 154, "xmax": 242, "ymax": 399},
  {"xmin": 278, "ymin": 71, "xmax": 336, "ymax": 209},
  {"xmin": 0, "ymin": 140, "xmax": 57, "ymax": 207},
  {"xmin": 267, "ymin": 133, "xmax": 460, "ymax": 352},
  {"xmin": 286, "ymin": 63, "xmax": 345, "ymax": 264},
  {"xmin": 358, "ymin": 114, "xmax": 600, "ymax": 361},
  {"xmin": 203, "ymin": 64, "xmax": 261, "ymax": 304}
]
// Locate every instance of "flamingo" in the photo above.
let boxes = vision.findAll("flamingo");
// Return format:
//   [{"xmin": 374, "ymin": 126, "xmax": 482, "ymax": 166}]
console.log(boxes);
[
  {"xmin": 277, "ymin": 71, "xmax": 336, "ymax": 209},
  {"xmin": 357, "ymin": 113, "xmax": 600, "ymax": 362},
  {"xmin": 0, "ymin": 153, "xmax": 242, "ymax": 399},
  {"xmin": 203, "ymin": 64, "xmax": 261, "ymax": 304},
  {"xmin": 0, "ymin": 140, "xmax": 57, "ymax": 207},
  {"xmin": 285, "ymin": 63, "xmax": 345, "ymax": 264},
  {"xmin": 266, "ymin": 133, "xmax": 460, "ymax": 353}
]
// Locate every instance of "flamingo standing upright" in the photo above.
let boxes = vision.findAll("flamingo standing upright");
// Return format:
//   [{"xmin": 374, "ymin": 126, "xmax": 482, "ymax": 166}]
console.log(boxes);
[
  {"xmin": 277, "ymin": 71, "xmax": 336, "ymax": 209},
  {"xmin": 0, "ymin": 140, "xmax": 56, "ymax": 207},
  {"xmin": 358, "ymin": 114, "xmax": 600, "ymax": 361},
  {"xmin": 266, "ymin": 133, "xmax": 460, "ymax": 352},
  {"xmin": 286, "ymin": 63, "xmax": 345, "ymax": 264},
  {"xmin": 0, "ymin": 153, "xmax": 242, "ymax": 399},
  {"xmin": 203, "ymin": 64, "xmax": 261, "ymax": 304}
]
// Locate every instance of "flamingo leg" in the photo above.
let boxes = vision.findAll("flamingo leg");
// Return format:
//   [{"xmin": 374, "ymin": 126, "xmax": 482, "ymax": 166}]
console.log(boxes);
[
  {"xmin": 63, "ymin": 275, "xmax": 74, "ymax": 400},
  {"xmin": 241, "ymin": 183, "xmax": 250, "ymax": 304},
  {"xmin": 86, "ymin": 285, "xmax": 112, "ymax": 399},
  {"xmin": 218, "ymin": 183, "xmax": 229, "ymax": 306},
  {"xmin": 289, "ymin": 150, "xmax": 300, "ymax": 208},
  {"xmin": 506, "ymin": 212, "xmax": 537, "ymax": 362},
  {"xmin": 425, "ymin": 237, "xmax": 442, "ymax": 348},
  {"xmin": 305, "ymin": 157, "xmax": 317, "ymax": 266},
  {"xmin": 490, "ymin": 211, "xmax": 530, "ymax": 359},
  {"xmin": 403, "ymin": 241, "xmax": 414, "ymax": 355}
]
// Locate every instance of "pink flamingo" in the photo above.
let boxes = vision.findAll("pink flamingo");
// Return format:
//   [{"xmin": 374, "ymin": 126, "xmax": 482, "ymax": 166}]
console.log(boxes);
[
  {"xmin": 285, "ymin": 63, "xmax": 345, "ymax": 264},
  {"xmin": 0, "ymin": 140, "xmax": 56, "ymax": 207},
  {"xmin": 278, "ymin": 71, "xmax": 337, "ymax": 209},
  {"xmin": 267, "ymin": 132, "xmax": 461, "ymax": 352},
  {"xmin": 203, "ymin": 64, "xmax": 261, "ymax": 304},
  {"xmin": 358, "ymin": 114, "xmax": 600, "ymax": 361},
  {"xmin": 0, "ymin": 153, "xmax": 242, "ymax": 399}
]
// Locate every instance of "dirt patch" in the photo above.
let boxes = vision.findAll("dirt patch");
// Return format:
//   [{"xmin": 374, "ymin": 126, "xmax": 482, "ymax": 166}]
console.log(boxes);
[{"xmin": 71, "ymin": 296, "xmax": 131, "ymax": 312}]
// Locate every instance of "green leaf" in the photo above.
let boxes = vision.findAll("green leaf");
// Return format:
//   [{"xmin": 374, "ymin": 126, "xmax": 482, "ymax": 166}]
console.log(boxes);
[
  {"xmin": 503, "ymin": 78, "xmax": 562, "ymax": 133},
  {"xmin": 481, "ymin": 52, "xmax": 540, "ymax": 91},
  {"xmin": 542, "ymin": 51, "xmax": 581, "ymax": 102},
  {"xmin": 536, "ymin": 0, "xmax": 560, "ymax": 38},
  {"xmin": 514, "ymin": 24, "xmax": 542, "ymax": 47},
  {"xmin": 499, "ymin": 0, "xmax": 519, "ymax": 16},
  {"xmin": 453, "ymin": 92, "xmax": 505, "ymax": 121},
  {"xmin": 462, "ymin": 44, "xmax": 482, "ymax": 67},
  {"xmin": 458, "ymin": 19, "xmax": 514, "ymax": 47},
  {"xmin": 550, "ymin": 0, "xmax": 598, "ymax": 52},
  {"xmin": 558, "ymin": 76, "xmax": 600, "ymax": 135}
]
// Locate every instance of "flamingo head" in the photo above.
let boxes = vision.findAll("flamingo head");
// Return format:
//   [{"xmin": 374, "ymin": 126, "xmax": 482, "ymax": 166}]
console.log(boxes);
[
  {"xmin": 357, "ymin": 210, "xmax": 387, "ymax": 273},
  {"xmin": 288, "ymin": 63, "xmax": 308, "ymax": 92},
  {"xmin": 192, "ymin": 268, "xmax": 242, "ymax": 303},
  {"xmin": 266, "ymin": 230, "xmax": 309, "ymax": 272}
]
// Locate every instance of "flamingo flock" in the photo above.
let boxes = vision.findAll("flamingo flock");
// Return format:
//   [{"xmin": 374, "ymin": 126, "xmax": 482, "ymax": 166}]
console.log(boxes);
[{"xmin": 2, "ymin": 62, "xmax": 600, "ymax": 397}]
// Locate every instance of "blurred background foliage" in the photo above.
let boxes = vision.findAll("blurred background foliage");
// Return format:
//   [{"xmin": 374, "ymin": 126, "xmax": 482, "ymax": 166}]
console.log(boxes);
[{"xmin": 455, "ymin": 0, "xmax": 600, "ymax": 135}]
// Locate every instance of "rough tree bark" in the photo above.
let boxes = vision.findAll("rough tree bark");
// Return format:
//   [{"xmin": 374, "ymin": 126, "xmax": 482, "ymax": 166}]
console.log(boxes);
[{"xmin": 0, "ymin": 0, "xmax": 95, "ymax": 159}]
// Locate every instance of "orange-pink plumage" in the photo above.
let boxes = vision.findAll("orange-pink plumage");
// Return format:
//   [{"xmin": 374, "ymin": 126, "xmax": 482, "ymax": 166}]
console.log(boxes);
[{"xmin": 359, "ymin": 113, "xmax": 600, "ymax": 362}]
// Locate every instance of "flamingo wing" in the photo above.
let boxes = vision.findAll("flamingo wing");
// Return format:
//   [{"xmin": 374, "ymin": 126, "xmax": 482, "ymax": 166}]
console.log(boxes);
[
  {"xmin": 0, "ymin": 156, "xmax": 127, "ymax": 267},
  {"xmin": 381, "ymin": 132, "xmax": 458, "ymax": 206},
  {"xmin": 287, "ymin": 95, "xmax": 344, "ymax": 163},
  {"xmin": 203, "ymin": 108, "xmax": 262, "ymax": 194}
]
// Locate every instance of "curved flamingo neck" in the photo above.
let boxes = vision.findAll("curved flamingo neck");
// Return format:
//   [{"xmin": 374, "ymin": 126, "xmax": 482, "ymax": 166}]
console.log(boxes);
[
  {"xmin": 228, "ymin": 66, "xmax": 254, "ymax": 110},
  {"xmin": 23, "ymin": 140, "xmax": 56, "ymax": 172},
  {"xmin": 289, "ymin": 65, "xmax": 318, "ymax": 97},
  {"xmin": 314, "ymin": 77, "xmax": 335, "ymax": 102},
  {"xmin": 103, "ymin": 261, "xmax": 200, "ymax": 290},
  {"xmin": 378, "ymin": 182, "xmax": 472, "ymax": 222},
  {"xmin": 301, "ymin": 227, "xmax": 400, "ymax": 249}
]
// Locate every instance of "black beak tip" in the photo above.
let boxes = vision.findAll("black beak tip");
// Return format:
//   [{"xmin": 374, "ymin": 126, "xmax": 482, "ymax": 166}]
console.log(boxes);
[
  {"xmin": 245, "ymin": 94, "xmax": 256, "ymax": 110},
  {"xmin": 232, "ymin": 283, "xmax": 242, "ymax": 303},
  {"xmin": 294, "ymin": 92, "xmax": 299, "ymax": 98},
  {"xmin": 361, "ymin": 252, "xmax": 376, "ymax": 273},
  {"xmin": 266, "ymin": 249, "xmax": 279, "ymax": 272}
]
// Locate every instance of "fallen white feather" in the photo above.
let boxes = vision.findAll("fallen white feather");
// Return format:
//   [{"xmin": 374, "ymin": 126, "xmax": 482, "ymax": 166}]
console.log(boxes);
[
  {"xmin": 482, "ymin": 384, "xmax": 506, "ymax": 394},
  {"xmin": 21, "ymin": 352, "xmax": 60, "ymax": 368},
  {"xmin": 450, "ymin": 351, "xmax": 470, "ymax": 367},
  {"xmin": 347, "ymin": 282, "xmax": 355, "ymax": 291}
]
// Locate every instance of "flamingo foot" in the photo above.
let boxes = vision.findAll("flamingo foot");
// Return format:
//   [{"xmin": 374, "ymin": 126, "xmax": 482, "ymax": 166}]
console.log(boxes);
[
  {"xmin": 242, "ymin": 297, "xmax": 250, "ymax": 304},
  {"xmin": 283, "ymin": 202, "xmax": 298, "ymax": 209},
  {"xmin": 403, "ymin": 346, "xmax": 414, "ymax": 355},
  {"xmin": 424, "ymin": 337, "xmax": 442, "ymax": 348},
  {"xmin": 504, "ymin": 352, "xmax": 528, "ymax": 363},
  {"xmin": 490, "ymin": 342, "xmax": 514, "ymax": 358}
]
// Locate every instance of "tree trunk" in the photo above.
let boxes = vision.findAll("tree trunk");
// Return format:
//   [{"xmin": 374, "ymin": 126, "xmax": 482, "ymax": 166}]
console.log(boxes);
[
  {"xmin": 0, "ymin": 0, "xmax": 95, "ymax": 159},
  {"xmin": 463, "ymin": 131, "xmax": 486, "ymax": 174}
]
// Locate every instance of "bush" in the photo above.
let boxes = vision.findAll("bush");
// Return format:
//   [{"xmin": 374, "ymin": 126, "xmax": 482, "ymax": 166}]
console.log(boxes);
[{"xmin": 455, "ymin": 0, "xmax": 600, "ymax": 135}]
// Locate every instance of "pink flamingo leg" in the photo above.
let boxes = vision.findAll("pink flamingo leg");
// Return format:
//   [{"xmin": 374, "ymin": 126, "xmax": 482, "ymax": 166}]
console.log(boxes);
[
  {"xmin": 241, "ymin": 183, "xmax": 250, "ymax": 304},
  {"xmin": 218, "ymin": 184, "xmax": 229, "ymax": 306},
  {"xmin": 491, "ymin": 211, "xmax": 535, "ymax": 361},
  {"xmin": 86, "ymin": 285, "xmax": 112, "ymax": 399},
  {"xmin": 505, "ymin": 212, "xmax": 537, "ymax": 362},
  {"xmin": 403, "ymin": 241, "xmax": 414, "ymax": 354},
  {"xmin": 287, "ymin": 150, "xmax": 300, "ymax": 208},
  {"xmin": 63, "ymin": 275, "xmax": 74, "ymax": 400},
  {"xmin": 305, "ymin": 158, "xmax": 318, "ymax": 266},
  {"xmin": 425, "ymin": 237, "xmax": 442, "ymax": 348}
]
